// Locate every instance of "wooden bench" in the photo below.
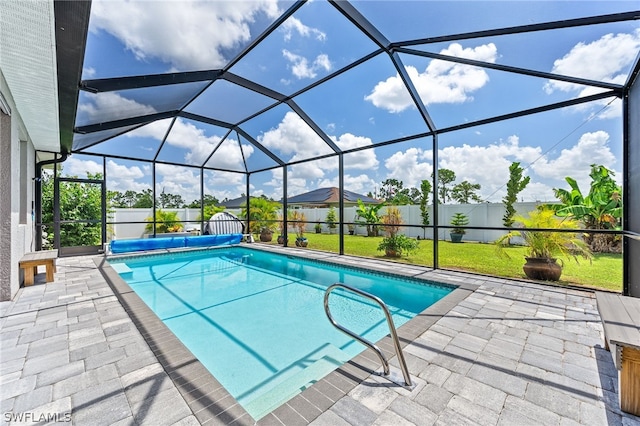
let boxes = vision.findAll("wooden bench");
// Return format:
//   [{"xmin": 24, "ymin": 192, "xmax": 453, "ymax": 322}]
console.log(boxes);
[
  {"xmin": 595, "ymin": 291, "xmax": 640, "ymax": 416},
  {"xmin": 19, "ymin": 249, "xmax": 58, "ymax": 286}
]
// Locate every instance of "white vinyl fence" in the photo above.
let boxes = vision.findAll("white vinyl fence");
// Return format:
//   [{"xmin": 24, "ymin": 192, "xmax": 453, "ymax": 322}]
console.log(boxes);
[{"xmin": 110, "ymin": 202, "xmax": 547, "ymax": 243}]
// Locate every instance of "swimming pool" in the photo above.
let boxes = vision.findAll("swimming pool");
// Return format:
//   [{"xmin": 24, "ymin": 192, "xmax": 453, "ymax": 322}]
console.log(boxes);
[{"xmin": 108, "ymin": 247, "xmax": 455, "ymax": 419}]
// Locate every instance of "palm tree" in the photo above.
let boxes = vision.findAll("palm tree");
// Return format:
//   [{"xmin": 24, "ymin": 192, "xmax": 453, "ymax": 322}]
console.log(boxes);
[
  {"xmin": 241, "ymin": 197, "xmax": 279, "ymax": 235},
  {"xmin": 354, "ymin": 199, "xmax": 385, "ymax": 237},
  {"xmin": 144, "ymin": 210, "xmax": 183, "ymax": 234}
]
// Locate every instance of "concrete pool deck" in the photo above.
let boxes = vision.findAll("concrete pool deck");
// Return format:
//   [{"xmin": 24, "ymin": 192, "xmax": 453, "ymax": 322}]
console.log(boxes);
[{"xmin": 1, "ymin": 246, "xmax": 639, "ymax": 425}]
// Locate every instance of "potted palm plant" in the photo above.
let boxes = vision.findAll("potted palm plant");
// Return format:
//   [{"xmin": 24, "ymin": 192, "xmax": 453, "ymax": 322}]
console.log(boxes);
[
  {"xmin": 449, "ymin": 212, "xmax": 469, "ymax": 243},
  {"xmin": 241, "ymin": 197, "xmax": 279, "ymax": 242},
  {"xmin": 495, "ymin": 207, "xmax": 592, "ymax": 281},
  {"xmin": 290, "ymin": 210, "xmax": 308, "ymax": 247},
  {"xmin": 276, "ymin": 213, "xmax": 287, "ymax": 245}
]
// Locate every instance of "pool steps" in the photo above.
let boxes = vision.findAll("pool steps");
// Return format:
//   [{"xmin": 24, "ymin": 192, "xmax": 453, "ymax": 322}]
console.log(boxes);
[
  {"xmin": 242, "ymin": 344, "xmax": 349, "ymax": 420},
  {"xmin": 110, "ymin": 262, "xmax": 133, "ymax": 277}
]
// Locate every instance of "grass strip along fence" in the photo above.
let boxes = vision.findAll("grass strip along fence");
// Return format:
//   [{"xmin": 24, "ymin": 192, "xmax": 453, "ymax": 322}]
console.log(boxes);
[{"xmin": 262, "ymin": 234, "xmax": 622, "ymax": 292}]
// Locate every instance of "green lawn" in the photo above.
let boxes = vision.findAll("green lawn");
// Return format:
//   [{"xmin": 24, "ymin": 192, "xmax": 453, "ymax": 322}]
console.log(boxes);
[{"xmin": 263, "ymin": 233, "xmax": 622, "ymax": 292}]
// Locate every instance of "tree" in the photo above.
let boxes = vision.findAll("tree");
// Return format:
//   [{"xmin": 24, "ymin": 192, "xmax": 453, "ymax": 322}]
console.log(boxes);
[
  {"xmin": 133, "ymin": 189, "xmax": 153, "ymax": 208},
  {"xmin": 41, "ymin": 170, "xmax": 103, "ymax": 247},
  {"xmin": 196, "ymin": 204, "xmax": 226, "ymax": 221},
  {"xmin": 379, "ymin": 179, "xmax": 402, "ymax": 201},
  {"xmin": 241, "ymin": 197, "xmax": 279, "ymax": 233},
  {"xmin": 407, "ymin": 187, "xmax": 422, "ymax": 204},
  {"xmin": 419, "ymin": 180, "xmax": 431, "ymax": 239},
  {"xmin": 325, "ymin": 207, "xmax": 337, "ymax": 233},
  {"xmin": 122, "ymin": 190, "xmax": 139, "ymax": 208},
  {"xmin": 158, "ymin": 189, "xmax": 184, "ymax": 208},
  {"xmin": 379, "ymin": 179, "xmax": 412, "ymax": 205},
  {"xmin": 186, "ymin": 194, "xmax": 220, "ymax": 209},
  {"xmin": 432, "ymin": 169, "xmax": 456, "ymax": 203},
  {"xmin": 144, "ymin": 209, "xmax": 183, "ymax": 234},
  {"xmin": 451, "ymin": 181, "xmax": 483, "ymax": 204},
  {"xmin": 552, "ymin": 164, "xmax": 622, "ymax": 252},
  {"xmin": 502, "ymin": 162, "xmax": 530, "ymax": 228},
  {"xmin": 108, "ymin": 190, "xmax": 126, "ymax": 208}
]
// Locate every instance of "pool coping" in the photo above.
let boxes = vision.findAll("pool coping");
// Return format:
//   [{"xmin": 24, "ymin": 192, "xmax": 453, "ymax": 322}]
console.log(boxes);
[{"xmin": 96, "ymin": 244, "xmax": 478, "ymax": 425}]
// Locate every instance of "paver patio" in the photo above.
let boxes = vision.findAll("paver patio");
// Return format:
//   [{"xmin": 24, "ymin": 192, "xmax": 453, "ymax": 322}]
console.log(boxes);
[{"xmin": 1, "ymin": 249, "xmax": 639, "ymax": 426}]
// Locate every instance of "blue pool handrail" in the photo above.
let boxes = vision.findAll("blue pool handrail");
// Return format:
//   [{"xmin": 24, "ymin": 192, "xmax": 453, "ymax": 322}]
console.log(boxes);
[{"xmin": 324, "ymin": 282, "xmax": 413, "ymax": 387}]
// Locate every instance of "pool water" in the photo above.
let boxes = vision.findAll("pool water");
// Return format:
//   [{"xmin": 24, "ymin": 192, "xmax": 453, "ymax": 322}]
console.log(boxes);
[{"xmin": 109, "ymin": 247, "xmax": 453, "ymax": 419}]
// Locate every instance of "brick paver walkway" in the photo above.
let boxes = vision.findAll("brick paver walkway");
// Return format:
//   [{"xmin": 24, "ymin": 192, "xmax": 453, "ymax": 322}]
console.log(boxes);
[{"xmin": 1, "ymin": 253, "xmax": 639, "ymax": 425}]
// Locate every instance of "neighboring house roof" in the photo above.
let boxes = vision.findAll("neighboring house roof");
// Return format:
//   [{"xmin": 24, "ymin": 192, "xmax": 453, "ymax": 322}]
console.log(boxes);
[
  {"xmin": 286, "ymin": 187, "xmax": 380, "ymax": 206},
  {"xmin": 219, "ymin": 196, "xmax": 249, "ymax": 209}
]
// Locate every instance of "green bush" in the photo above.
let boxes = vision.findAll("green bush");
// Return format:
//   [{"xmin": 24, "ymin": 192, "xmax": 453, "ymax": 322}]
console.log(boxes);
[{"xmin": 144, "ymin": 210, "xmax": 183, "ymax": 234}]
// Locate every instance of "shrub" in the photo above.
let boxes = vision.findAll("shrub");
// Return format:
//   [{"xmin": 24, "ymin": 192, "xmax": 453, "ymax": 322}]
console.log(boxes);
[{"xmin": 145, "ymin": 210, "xmax": 183, "ymax": 234}]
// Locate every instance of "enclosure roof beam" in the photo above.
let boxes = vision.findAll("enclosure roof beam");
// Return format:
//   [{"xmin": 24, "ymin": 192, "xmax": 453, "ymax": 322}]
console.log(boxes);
[
  {"xmin": 80, "ymin": 70, "xmax": 223, "ymax": 93},
  {"xmin": 329, "ymin": 0, "xmax": 391, "ymax": 50},
  {"xmin": 396, "ymin": 47, "xmax": 625, "ymax": 92},
  {"xmin": 74, "ymin": 111, "xmax": 178, "ymax": 134},
  {"xmin": 394, "ymin": 11, "xmax": 640, "ymax": 47}
]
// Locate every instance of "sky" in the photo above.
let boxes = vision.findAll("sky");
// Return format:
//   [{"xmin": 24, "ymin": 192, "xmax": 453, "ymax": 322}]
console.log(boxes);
[{"xmin": 67, "ymin": 0, "xmax": 640, "ymax": 206}]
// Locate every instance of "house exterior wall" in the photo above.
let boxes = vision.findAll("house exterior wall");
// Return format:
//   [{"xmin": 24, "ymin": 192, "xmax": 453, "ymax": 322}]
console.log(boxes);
[{"xmin": 1, "ymin": 73, "xmax": 36, "ymax": 301}]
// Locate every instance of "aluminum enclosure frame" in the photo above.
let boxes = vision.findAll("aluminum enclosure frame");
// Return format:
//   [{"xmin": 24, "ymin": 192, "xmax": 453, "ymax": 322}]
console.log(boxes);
[{"xmin": 51, "ymin": 1, "xmax": 640, "ymax": 293}]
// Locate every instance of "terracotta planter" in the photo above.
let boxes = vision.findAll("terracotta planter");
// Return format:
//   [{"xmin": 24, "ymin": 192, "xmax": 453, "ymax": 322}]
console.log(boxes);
[
  {"xmin": 259, "ymin": 230, "xmax": 273, "ymax": 242},
  {"xmin": 523, "ymin": 257, "xmax": 562, "ymax": 281},
  {"xmin": 385, "ymin": 248, "xmax": 401, "ymax": 257},
  {"xmin": 277, "ymin": 235, "xmax": 287, "ymax": 245},
  {"xmin": 295, "ymin": 237, "xmax": 308, "ymax": 247}
]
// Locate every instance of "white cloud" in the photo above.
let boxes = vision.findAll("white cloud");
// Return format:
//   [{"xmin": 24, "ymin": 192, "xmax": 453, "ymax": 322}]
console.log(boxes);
[
  {"xmin": 530, "ymin": 131, "xmax": 616, "ymax": 191},
  {"xmin": 62, "ymin": 157, "xmax": 103, "ymax": 177},
  {"xmin": 545, "ymin": 30, "xmax": 640, "ymax": 93},
  {"xmin": 365, "ymin": 43, "xmax": 498, "ymax": 113},
  {"xmin": 77, "ymin": 92, "xmax": 156, "ymax": 124},
  {"xmin": 317, "ymin": 174, "xmax": 378, "ymax": 195},
  {"xmin": 106, "ymin": 159, "xmax": 149, "ymax": 193},
  {"xmin": 282, "ymin": 50, "xmax": 332, "ymax": 79},
  {"xmin": 259, "ymin": 111, "xmax": 334, "ymax": 160},
  {"xmin": 380, "ymin": 131, "xmax": 619, "ymax": 203},
  {"xmin": 281, "ymin": 16, "xmax": 326, "ymax": 41},
  {"xmin": 259, "ymin": 112, "xmax": 379, "ymax": 168},
  {"xmin": 62, "ymin": 157, "xmax": 150, "ymax": 193},
  {"xmin": 155, "ymin": 164, "xmax": 201, "ymax": 201},
  {"xmin": 132, "ymin": 118, "xmax": 253, "ymax": 167},
  {"xmin": 544, "ymin": 30, "xmax": 640, "ymax": 118},
  {"xmin": 333, "ymin": 133, "xmax": 379, "ymax": 170},
  {"xmin": 90, "ymin": 0, "xmax": 280, "ymax": 70},
  {"xmin": 384, "ymin": 147, "xmax": 433, "ymax": 189}
]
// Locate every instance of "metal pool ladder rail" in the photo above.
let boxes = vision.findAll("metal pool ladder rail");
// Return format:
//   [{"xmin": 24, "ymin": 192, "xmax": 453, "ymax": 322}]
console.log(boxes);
[{"xmin": 324, "ymin": 282, "xmax": 413, "ymax": 388}]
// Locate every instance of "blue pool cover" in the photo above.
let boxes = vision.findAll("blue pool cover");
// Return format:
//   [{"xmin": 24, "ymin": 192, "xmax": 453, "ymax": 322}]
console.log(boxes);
[{"xmin": 110, "ymin": 234, "xmax": 242, "ymax": 254}]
